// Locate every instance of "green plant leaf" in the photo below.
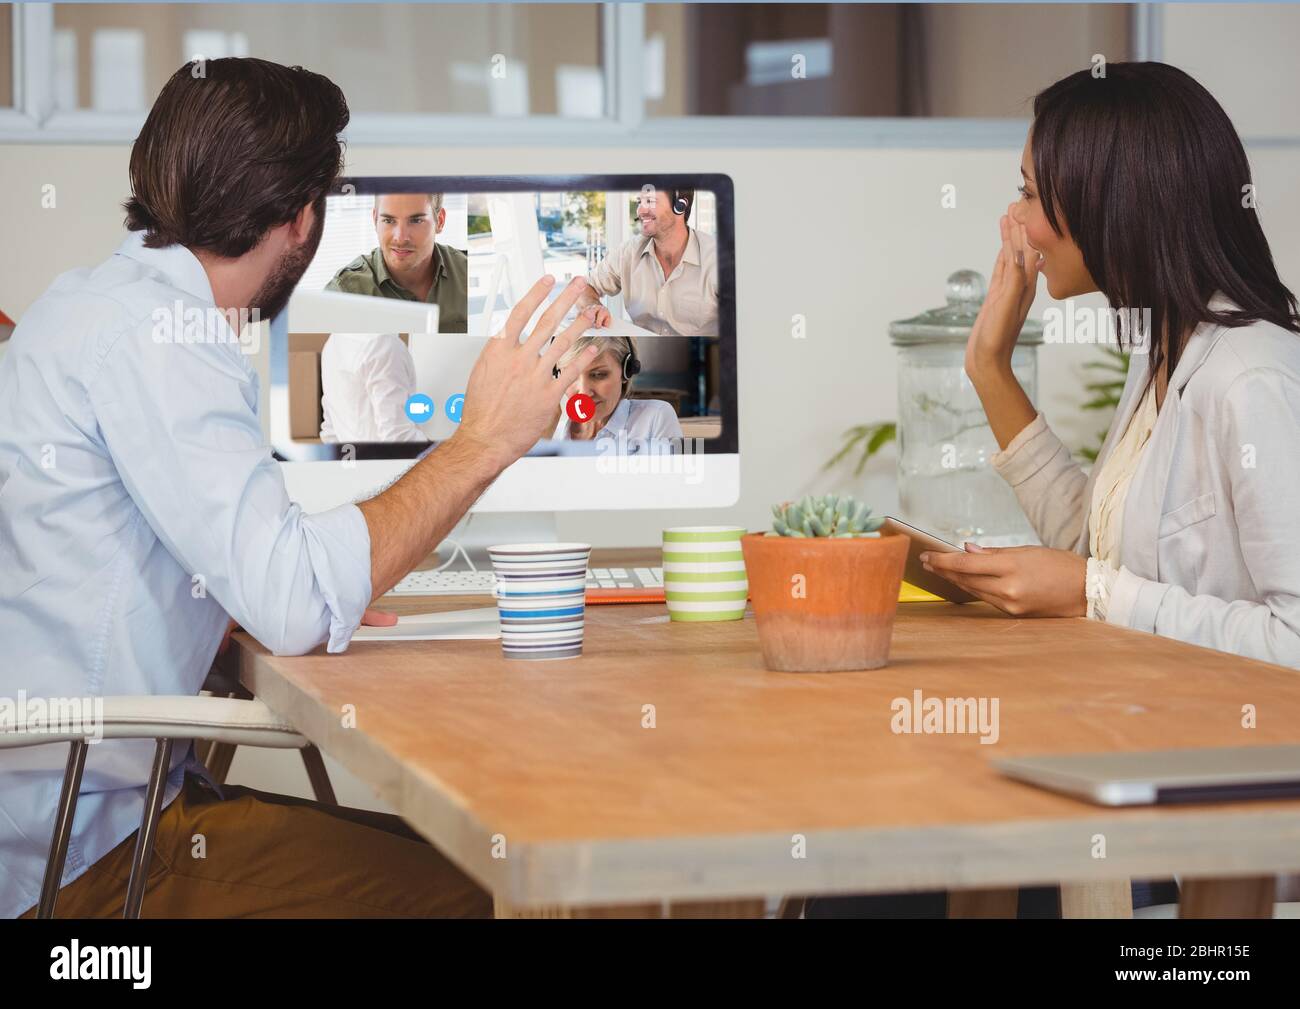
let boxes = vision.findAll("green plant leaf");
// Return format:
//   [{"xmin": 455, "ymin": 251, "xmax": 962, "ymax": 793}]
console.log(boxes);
[
  {"xmin": 824, "ymin": 422, "xmax": 896, "ymax": 475},
  {"xmin": 823, "ymin": 426, "xmax": 870, "ymax": 470},
  {"xmin": 1076, "ymin": 346, "xmax": 1132, "ymax": 460},
  {"xmin": 1082, "ymin": 358, "xmax": 1129, "ymax": 374},
  {"xmin": 857, "ymin": 423, "xmax": 897, "ymax": 476}
]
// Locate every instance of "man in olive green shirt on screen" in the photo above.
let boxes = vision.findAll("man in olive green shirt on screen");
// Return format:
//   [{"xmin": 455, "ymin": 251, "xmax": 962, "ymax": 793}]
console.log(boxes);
[{"xmin": 327, "ymin": 192, "xmax": 468, "ymax": 332}]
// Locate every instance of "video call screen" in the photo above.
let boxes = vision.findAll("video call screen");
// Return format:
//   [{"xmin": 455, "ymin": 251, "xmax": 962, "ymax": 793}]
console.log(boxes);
[{"xmin": 277, "ymin": 175, "xmax": 736, "ymax": 461}]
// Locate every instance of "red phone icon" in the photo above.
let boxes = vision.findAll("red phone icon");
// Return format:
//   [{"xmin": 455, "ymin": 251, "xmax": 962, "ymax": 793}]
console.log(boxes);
[{"xmin": 567, "ymin": 393, "xmax": 595, "ymax": 423}]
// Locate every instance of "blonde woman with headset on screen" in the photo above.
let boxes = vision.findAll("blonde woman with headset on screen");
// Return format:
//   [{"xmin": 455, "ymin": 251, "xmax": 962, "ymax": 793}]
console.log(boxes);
[{"xmin": 552, "ymin": 335, "xmax": 683, "ymax": 453}]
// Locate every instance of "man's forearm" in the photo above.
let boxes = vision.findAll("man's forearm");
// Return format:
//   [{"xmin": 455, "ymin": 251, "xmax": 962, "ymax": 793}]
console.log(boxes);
[{"xmin": 357, "ymin": 432, "xmax": 508, "ymax": 599}]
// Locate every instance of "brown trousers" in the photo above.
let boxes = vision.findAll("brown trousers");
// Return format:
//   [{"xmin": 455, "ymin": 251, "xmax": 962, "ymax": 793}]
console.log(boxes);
[{"xmin": 22, "ymin": 773, "xmax": 493, "ymax": 918}]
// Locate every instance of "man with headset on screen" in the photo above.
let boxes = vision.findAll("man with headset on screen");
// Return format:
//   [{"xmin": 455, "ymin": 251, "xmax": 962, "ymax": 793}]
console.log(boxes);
[
  {"xmin": 0, "ymin": 57, "xmax": 600, "ymax": 918},
  {"xmin": 576, "ymin": 187, "xmax": 719, "ymax": 337}
]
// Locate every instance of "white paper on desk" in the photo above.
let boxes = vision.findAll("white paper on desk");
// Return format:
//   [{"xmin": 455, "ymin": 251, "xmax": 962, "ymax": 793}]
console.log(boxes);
[{"xmin": 351, "ymin": 607, "xmax": 501, "ymax": 641}]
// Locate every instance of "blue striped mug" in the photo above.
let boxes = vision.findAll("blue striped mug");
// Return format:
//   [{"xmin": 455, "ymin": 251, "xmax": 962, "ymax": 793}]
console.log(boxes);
[{"xmin": 488, "ymin": 543, "xmax": 592, "ymax": 660}]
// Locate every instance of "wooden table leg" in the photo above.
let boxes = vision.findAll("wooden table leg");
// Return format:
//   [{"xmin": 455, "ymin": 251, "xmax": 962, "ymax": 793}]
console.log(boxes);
[
  {"xmin": 668, "ymin": 898, "xmax": 766, "ymax": 918},
  {"xmin": 572, "ymin": 903, "xmax": 666, "ymax": 918},
  {"xmin": 493, "ymin": 897, "xmax": 768, "ymax": 918},
  {"xmin": 494, "ymin": 897, "xmax": 662, "ymax": 918},
  {"xmin": 1060, "ymin": 880, "xmax": 1133, "ymax": 919},
  {"xmin": 947, "ymin": 887, "xmax": 1019, "ymax": 918},
  {"xmin": 1179, "ymin": 876, "xmax": 1275, "ymax": 918}
]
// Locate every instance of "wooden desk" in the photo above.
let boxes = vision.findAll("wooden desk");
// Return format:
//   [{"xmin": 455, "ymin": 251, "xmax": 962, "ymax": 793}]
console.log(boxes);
[{"xmin": 228, "ymin": 549, "xmax": 1300, "ymax": 918}]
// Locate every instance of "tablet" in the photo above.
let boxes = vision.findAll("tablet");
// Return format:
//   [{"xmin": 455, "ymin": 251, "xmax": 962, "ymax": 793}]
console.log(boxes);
[
  {"xmin": 880, "ymin": 516, "xmax": 978, "ymax": 604},
  {"xmin": 995, "ymin": 745, "xmax": 1300, "ymax": 806}
]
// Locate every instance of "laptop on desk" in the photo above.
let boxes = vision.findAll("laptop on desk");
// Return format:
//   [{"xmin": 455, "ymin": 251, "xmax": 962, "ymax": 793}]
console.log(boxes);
[{"xmin": 995, "ymin": 745, "xmax": 1300, "ymax": 806}]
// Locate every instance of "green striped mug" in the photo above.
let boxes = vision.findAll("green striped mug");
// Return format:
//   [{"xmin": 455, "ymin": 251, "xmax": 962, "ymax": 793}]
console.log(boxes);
[{"xmin": 662, "ymin": 526, "xmax": 749, "ymax": 622}]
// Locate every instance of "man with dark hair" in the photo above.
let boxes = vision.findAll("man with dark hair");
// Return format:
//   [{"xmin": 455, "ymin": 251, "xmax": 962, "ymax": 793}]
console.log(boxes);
[
  {"xmin": 327, "ymin": 192, "xmax": 469, "ymax": 332},
  {"xmin": 578, "ymin": 187, "xmax": 719, "ymax": 337},
  {"xmin": 0, "ymin": 58, "xmax": 599, "ymax": 918}
]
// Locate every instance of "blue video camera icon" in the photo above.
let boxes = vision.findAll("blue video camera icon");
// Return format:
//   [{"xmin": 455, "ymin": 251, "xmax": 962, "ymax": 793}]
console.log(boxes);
[{"xmin": 404, "ymin": 393, "xmax": 435, "ymax": 423}]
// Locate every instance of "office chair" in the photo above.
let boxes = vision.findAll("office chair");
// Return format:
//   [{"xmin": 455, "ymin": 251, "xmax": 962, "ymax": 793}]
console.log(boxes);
[
  {"xmin": 0, "ymin": 694, "xmax": 318, "ymax": 918},
  {"xmin": 197, "ymin": 661, "xmax": 337, "ymax": 806}
]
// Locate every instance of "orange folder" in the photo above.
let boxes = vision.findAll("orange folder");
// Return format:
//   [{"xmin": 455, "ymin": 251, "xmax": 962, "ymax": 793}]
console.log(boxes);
[{"xmin": 586, "ymin": 581, "xmax": 944, "ymax": 605}]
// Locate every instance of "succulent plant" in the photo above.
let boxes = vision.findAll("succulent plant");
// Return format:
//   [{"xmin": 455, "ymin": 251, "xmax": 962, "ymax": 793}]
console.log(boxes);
[{"xmin": 767, "ymin": 494, "xmax": 885, "ymax": 538}]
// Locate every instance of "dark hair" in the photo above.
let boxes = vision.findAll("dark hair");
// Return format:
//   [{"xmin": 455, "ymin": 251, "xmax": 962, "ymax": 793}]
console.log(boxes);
[
  {"xmin": 124, "ymin": 58, "xmax": 349, "ymax": 258},
  {"xmin": 1031, "ymin": 62, "xmax": 1299, "ymax": 384}
]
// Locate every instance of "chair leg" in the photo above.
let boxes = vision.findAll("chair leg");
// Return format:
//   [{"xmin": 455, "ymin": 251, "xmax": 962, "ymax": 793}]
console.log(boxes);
[
  {"xmin": 123, "ymin": 738, "xmax": 173, "ymax": 919},
  {"xmin": 300, "ymin": 744, "xmax": 337, "ymax": 805},
  {"xmin": 37, "ymin": 739, "xmax": 89, "ymax": 919},
  {"xmin": 197, "ymin": 664, "xmax": 249, "ymax": 782},
  {"xmin": 203, "ymin": 741, "xmax": 237, "ymax": 784}
]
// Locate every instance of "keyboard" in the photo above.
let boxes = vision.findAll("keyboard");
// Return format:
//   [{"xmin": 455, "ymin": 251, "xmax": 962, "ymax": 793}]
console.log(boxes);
[
  {"xmin": 586, "ymin": 566, "xmax": 664, "ymax": 591},
  {"xmin": 389, "ymin": 570, "xmax": 497, "ymax": 595},
  {"xmin": 389, "ymin": 566, "xmax": 665, "ymax": 596}
]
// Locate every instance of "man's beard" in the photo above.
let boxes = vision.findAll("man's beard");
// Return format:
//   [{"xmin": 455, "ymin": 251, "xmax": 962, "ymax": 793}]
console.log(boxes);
[{"xmin": 248, "ymin": 202, "xmax": 326, "ymax": 322}]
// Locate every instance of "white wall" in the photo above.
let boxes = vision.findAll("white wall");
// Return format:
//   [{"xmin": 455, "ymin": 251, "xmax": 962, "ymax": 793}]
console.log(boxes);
[
  {"xmin": 3, "ymin": 3, "xmax": 1299, "ymax": 810},
  {"xmin": 6, "ymin": 140, "xmax": 1297, "ymax": 546},
  {"xmin": 1164, "ymin": 3, "xmax": 1300, "ymax": 139}
]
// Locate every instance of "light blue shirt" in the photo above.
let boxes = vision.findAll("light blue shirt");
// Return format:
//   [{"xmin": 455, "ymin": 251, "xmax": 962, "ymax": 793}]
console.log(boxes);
[{"xmin": 0, "ymin": 231, "xmax": 373, "ymax": 917}]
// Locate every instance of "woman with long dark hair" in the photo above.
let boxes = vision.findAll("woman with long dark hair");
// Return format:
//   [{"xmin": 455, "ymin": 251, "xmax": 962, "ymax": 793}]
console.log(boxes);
[
  {"xmin": 811, "ymin": 60, "xmax": 1300, "ymax": 920},
  {"xmin": 922, "ymin": 61, "xmax": 1300, "ymax": 669}
]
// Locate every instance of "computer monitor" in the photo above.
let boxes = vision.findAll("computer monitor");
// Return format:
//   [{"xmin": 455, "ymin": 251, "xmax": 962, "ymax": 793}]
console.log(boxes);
[
  {"xmin": 270, "ymin": 174, "xmax": 738, "ymax": 547},
  {"xmin": 289, "ymin": 289, "xmax": 440, "ymax": 336}
]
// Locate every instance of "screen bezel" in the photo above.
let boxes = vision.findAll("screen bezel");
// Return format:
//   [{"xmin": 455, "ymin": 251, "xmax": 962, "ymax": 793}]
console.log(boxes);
[{"xmin": 270, "ymin": 172, "xmax": 738, "ymax": 462}]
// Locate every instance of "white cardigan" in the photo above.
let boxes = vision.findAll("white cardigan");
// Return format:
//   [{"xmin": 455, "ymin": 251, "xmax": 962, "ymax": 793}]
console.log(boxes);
[{"xmin": 991, "ymin": 293, "xmax": 1300, "ymax": 668}]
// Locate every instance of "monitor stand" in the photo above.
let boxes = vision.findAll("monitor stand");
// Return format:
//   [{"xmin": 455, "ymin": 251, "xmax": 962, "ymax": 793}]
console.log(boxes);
[{"xmin": 438, "ymin": 511, "xmax": 560, "ymax": 571}]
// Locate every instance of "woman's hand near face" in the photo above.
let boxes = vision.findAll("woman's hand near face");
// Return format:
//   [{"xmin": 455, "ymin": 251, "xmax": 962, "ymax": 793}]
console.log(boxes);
[
  {"xmin": 967, "ymin": 205, "xmax": 1043, "ymax": 377},
  {"xmin": 920, "ymin": 543, "xmax": 1087, "ymax": 618},
  {"xmin": 964, "ymin": 203, "xmax": 1043, "ymax": 448}
]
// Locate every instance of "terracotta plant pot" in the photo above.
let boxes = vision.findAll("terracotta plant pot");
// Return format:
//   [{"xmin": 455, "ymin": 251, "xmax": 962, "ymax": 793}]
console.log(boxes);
[{"xmin": 740, "ymin": 532, "xmax": 909, "ymax": 672}]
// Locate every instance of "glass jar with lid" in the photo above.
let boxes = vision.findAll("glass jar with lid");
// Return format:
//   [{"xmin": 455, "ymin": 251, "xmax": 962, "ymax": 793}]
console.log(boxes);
[{"xmin": 888, "ymin": 270, "xmax": 1042, "ymax": 545}]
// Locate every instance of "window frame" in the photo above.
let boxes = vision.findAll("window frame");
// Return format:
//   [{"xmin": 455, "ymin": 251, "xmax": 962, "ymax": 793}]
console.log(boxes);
[{"xmin": 0, "ymin": 2, "xmax": 1191, "ymax": 149}]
